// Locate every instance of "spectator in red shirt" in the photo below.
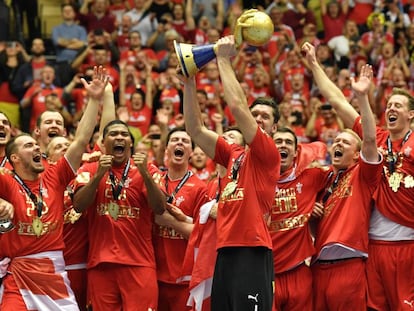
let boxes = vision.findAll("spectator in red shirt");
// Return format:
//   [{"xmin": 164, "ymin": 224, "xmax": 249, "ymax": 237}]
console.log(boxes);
[
  {"xmin": 321, "ymin": 0, "xmax": 349, "ymax": 42},
  {"xmin": 266, "ymin": 4, "xmax": 296, "ymax": 60},
  {"xmin": 78, "ymin": 0, "xmax": 116, "ymax": 35},
  {"xmin": 282, "ymin": 0, "xmax": 317, "ymax": 41},
  {"xmin": 119, "ymin": 30, "xmax": 159, "ymax": 70},
  {"xmin": 20, "ymin": 65, "xmax": 65, "ymax": 132},
  {"xmin": 306, "ymin": 100, "xmax": 344, "ymax": 163},
  {"xmin": 170, "ymin": 2, "xmax": 195, "ymax": 43},
  {"xmin": 115, "ymin": 14, "xmax": 133, "ymax": 53}
]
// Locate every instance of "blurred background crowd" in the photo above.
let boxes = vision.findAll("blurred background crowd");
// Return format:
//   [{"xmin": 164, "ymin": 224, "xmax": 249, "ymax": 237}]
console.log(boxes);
[{"xmin": 0, "ymin": 0, "xmax": 414, "ymax": 171}]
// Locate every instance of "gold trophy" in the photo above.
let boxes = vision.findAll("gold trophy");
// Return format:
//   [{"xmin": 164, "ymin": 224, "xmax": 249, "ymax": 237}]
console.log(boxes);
[{"xmin": 174, "ymin": 9, "xmax": 273, "ymax": 77}]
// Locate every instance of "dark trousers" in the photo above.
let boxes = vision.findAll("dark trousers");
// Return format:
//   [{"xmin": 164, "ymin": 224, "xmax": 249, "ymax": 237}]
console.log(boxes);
[{"xmin": 211, "ymin": 246, "xmax": 274, "ymax": 311}]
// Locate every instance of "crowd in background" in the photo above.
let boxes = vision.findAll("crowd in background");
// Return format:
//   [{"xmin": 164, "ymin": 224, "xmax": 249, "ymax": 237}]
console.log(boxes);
[{"xmin": 1, "ymin": 0, "xmax": 414, "ymax": 166}]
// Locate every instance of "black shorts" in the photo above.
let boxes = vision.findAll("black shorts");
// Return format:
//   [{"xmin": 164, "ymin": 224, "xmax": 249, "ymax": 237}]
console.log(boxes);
[{"xmin": 211, "ymin": 246, "xmax": 274, "ymax": 311}]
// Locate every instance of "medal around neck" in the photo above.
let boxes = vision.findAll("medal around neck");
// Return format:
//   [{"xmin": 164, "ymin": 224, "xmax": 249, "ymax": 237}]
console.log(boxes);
[
  {"xmin": 222, "ymin": 181, "xmax": 237, "ymax": 199},
  {"xmin": 0, "ymin": 219, "xmax": 14, "ymax": 233},
  {"xmin": 389, "ymin": 172, "xmax": 403, "ymax": 192},
  {"xmin": 32, "ymin": 217, "xmax": 43, "ymax": 237},
  {"xmin": 108, "ymin": 202, "xmax": 120, "ymax": 220}
]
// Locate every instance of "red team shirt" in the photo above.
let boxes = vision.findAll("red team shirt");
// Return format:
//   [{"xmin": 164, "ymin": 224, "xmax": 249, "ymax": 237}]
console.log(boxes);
[
  {"xmin": 313, "ymin": 159, "xmax": 383, "ymax": 259},
  {"xmin": 152, "ymin": 171, "xmax": 208, "ymax": 284},
  {"xmin": 353, "ymin": 117, "xmax": 414, "ymax": 228},
  {"xmin": 73, "ymin": 160, "xmax": 158, "ymax": 269},
  {"xmin": 271, "ymin": 167, "xmax": 331, "ymax": 273},
  {"xmin": 62, "ymin": 181, "xmax": 88, "ymax": 266},
  {"xmin": 0, "ymin": 158, "xmax": 75, "ymax": 259},
  {"xmin": 126, "ymin": 104, "xmax": 153, "ymax": 136},
  {"xmin": 213, "ymin": 128, "xmax": 280, "ymax": 249}
]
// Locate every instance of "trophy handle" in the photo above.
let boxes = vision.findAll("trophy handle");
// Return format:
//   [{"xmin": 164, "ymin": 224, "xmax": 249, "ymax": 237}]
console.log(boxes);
[{"xmin": 174, "ymin": 40, "xmax": 218, "ymax": 78}]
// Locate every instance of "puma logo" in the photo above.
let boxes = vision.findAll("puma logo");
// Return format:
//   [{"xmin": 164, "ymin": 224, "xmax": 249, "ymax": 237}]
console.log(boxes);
[
  {"xmin": 248, "ymin": 293, "xmax": 259, "ymax": 311},
  {"xmin": 404, "ymin": 299, "xmax": 414, "ymax": 309},
  {"xmin": 248, "ymin": 293, "xmax": 259, "ymax": 303}
]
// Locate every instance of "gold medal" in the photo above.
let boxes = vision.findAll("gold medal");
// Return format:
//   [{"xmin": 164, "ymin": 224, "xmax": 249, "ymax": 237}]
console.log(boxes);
[
  {"xmin": 404, "ymin": 175, "xmax": 414, "ymax": 188},
  {"xmin": 389, "ymin": 172, "xmax": 403, "ymax": 192},
  {"xmin": 222, "ymin": 181, "xmax": 237, "ymax": 198},
  {"xmin": 108, "ymin": 202, "xmax": 119, "ymax": 220},
  {"xmin": 69, "ymin": 211, "xmax": 82, "ymax": 224},
  {"xmin": 32, "ymin": 217, "xmax": 43, "ymax": 237},
  {"xmin": 64, "ymin": 208, "xmax": 82, "ymax": 224}
]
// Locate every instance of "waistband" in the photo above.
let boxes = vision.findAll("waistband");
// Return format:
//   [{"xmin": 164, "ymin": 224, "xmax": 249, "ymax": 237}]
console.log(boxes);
[
  {"xmin": 317, "ymin": 257, "xmax": 365, "ymax": 265},
  {"xmin": 65, "ymin": 263, "xmax": 87, "ymax": 270},
  {"xmin": 369, "ymin": 239, "xmax": 414, "ymax": 246}
]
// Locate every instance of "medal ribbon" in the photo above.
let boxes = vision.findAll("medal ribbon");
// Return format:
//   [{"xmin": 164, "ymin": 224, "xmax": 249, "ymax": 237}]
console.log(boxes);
[
  {"xmin": 386, "ymin": 130, "xmax": 412, "ymax": 173},
  {"xmin": 231, "ymin": 153, "xmax": 245, "ymax": 181},
  {"xmin": 321, "ymin": 169, "xmax": 345, "ymax": 204},
  {"xmin": 13, "ymin": 173, "xmax": 43, "ymax": 218},
  {"xmin": 109, "ymin": 159, "xmax": 131, "ymax": 201},
  {"xmin": 0, "ymin": 157, "xmax": 7, "ymax": 168},
  {"xmin": 215, "ymin": 178, "xmax": 221, "ymax": 201},
  {"xmin": 165, "ymin": 171, "xmax": 192, "ymax": 204}
]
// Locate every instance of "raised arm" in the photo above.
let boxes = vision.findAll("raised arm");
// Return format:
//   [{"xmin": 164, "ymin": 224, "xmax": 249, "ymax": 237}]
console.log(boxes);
[
  {"xmin": 182, "ymin": 76, "xmax": 219, "ymax": 159},
  {"xmin": 302, "ymin": 42, "xmax": 359, "ymax": 128},
  {"xmin": 216, "ymin": 35, "xmax": 258, "ymax": 144},
  {"xmin": 65, "ymin": 66, "xmax": 109, "ymax": 171},
  {"xmin": 351, "ymin": 64, "xmax": 378, "ymax": 162},
  {"xmin": 97, "ymin": 73, "xmax": 117, "ymax": 151}
]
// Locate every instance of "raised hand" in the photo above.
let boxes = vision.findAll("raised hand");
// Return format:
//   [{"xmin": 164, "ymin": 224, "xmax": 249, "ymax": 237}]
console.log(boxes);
[
  {"xmin": 96, "ymin": 154, "xmax": 113, "ymax": 178},
  {"xmin": 81, "ymin": 66, "xmax": 110, "ymax": 100},
  {"xmin": 133, "ymin": 152, "xmax": 148, "ymax": 175},
  {"xmin": 301, "ymin": 42, "xmax": 317, "ymax": 64},
  {"xmin": 350, "ymin": 64, "xmax": 373, "ymax": 97},
  {"xmin": 215, "ymin": 36, "xmax": 237, "ymax": 59}
]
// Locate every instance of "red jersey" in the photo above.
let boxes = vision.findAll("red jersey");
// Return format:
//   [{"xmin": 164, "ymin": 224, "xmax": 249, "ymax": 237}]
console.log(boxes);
[
  {"xmin": 360, "ymin": 31, "xmax": 394, "ymax": 47},
  {"xmin": 22, "ymin": 84, "xmax": 64, "ymax": 131},
  {"xmin": 322, "ymin": 13, "xmax": 347, "ymax": 42},
  {"xmin": 271, "ymin": 166, "xmax": 331, "ymax": 273},
  {"xmin": 314, "ymin": 117, "xmax": 342, "ymax": 143},
  {"xmin": 213, "ymin": 128, "xmax": 280, "ymax": 249},
  {"xmin": 69, "ymin": 88, "xmax": 89, "ymax": 114},
  {"xmin": 126, "ymin": 104, "xmax": 152, "ymax": 136},
  {"xmin": 63, "ymin": 182, "xmax": 88, "ymax": 266},
  {"xmin": 248, "ymin": 86, "xmax": 271, "ymax": 106},
  {"xmin": 0, "ymin": 81, "xmax": 18, "ymax": 104},
  {"xmin": 116, "ymin": 34, "xmax": 130, "ymax": 53},
  {"xmin": 120, "ymin": 49, "xmax": 158, "ymax": 65},
  {"xmin": 152, "ymin": 170, "xmax": 208, "ymax": 284},
  {"xmin": 77, "ymin": 12, "xmax": 116, "ymax": 34},
  {"xmin": 73, "ymin": 160, "xmax": 158, "ymax": 269},
  {"xmin": 353, "ymin": 117, "xmax": 414, "ymax": 228},
  {"xmin": 159, "ymin": 87, "xmax": 182, "ymax": 115},
  {"xmin": 314, "ymin": 159, "xmax": 382, "ymax": 257},
  {"xmin": 267, "ymin": 27, "xmax": 295, "ymax": 59},
  {"xmin": 0, "ymin": 158, "xmax": 75, "ymax": 259},
  {"xmin": 189, "ymin": 158, "xmax": 216, "ymax": 183}
]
